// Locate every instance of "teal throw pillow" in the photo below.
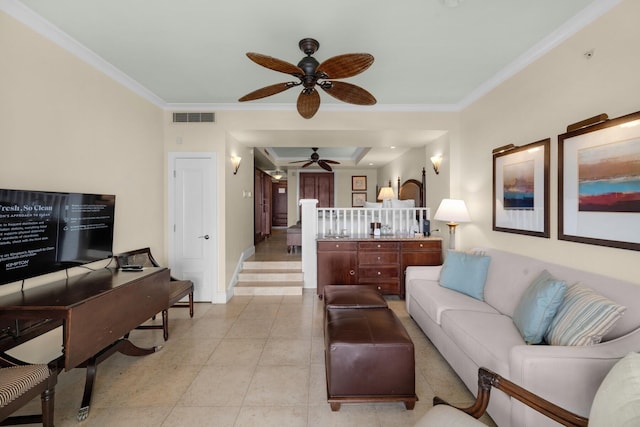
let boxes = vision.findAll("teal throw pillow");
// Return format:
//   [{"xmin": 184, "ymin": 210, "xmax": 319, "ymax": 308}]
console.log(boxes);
[
  {"xmin": 439, "ymin": 250, "xmax": 491, "ymax": 300},
  {"xmin": 512, "ymin": 270, "xmax": 567, "ymax": 344}
]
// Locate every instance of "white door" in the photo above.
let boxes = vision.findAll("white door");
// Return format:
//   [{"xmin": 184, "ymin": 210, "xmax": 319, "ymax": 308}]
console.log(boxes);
[{"xmin": 168, "ymin": 153, "xmax": 216, "ymax": 302}]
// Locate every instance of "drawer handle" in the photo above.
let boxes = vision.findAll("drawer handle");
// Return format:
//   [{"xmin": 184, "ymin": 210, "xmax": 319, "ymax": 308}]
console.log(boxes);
[
  {"xmin": 377, "ymin": 271, "xmax": 381, "ymax": 275},
  {"xmin": 377, "ymin": 256, "xmax": 381, "ymax": 260},
  {"xmin": 377, "ymin": 286, "xmax": 381, "ymax": 290},
  {"xmin": 335, "ymin": 244, "xmax": 340, "ymax": 248},
  {"xmin": 377, "ymin": 244, "xmax": 381, "ymax": 248},
  {"xmin": 419, "ymin": 243, "xmax": 423, "ymax": 247},
  {"xmin": 349, "ymin": 270, "xmax": 355, "ymax": 276}
]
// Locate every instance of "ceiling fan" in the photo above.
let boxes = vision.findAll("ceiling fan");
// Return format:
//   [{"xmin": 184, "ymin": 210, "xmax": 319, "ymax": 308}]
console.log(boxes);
[
  {"xmin": 289, "ymin": 147, "xmax": 340, "ymax": 171},
  {"xmin": 238, "ymin": 38, "xmax": 376, "ymax": 119}
]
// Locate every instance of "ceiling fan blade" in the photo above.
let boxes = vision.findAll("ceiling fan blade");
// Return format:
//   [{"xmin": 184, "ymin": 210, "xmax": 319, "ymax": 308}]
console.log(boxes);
[
  {"xmin": 297, "ymin": 89, "xmax": 321, "ymax": 119},
  {"xmin": 289, "ymin": 160, "xmax": 310, "ymax": 164},
  {"xmin": 320, "ymin": 81, "xmax": 376, "ymax": 105},
  {"xmin": 246, "ymin": 53, "xmax": 304, "ymax": 76},
  {"xmin": 238, "ymin": 82, "xmax": 298, "ymax": 101},
  {"xmin": 317, "ymin": 53, "xmax": 374, "ymax": 79},
  {"xmin": 301, "ymin": 161, "xmax": 314, "ymax": 168},
  {"xmin": 317, "ymin": 160, "xmax": 333, "ymax": 172},
  {"xmin": 321, "ymin": 159, "xmax": 340, "ymax": 164}
]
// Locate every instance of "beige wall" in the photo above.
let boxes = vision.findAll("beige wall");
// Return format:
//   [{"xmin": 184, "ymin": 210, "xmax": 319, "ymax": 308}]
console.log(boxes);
[
  {"xmin": 458, "ymin": 0, "xmax": 639, "ymax": 283},
  {"xmin": 0, "ymin": 12, "xmax": 164, "ymax": 263}
]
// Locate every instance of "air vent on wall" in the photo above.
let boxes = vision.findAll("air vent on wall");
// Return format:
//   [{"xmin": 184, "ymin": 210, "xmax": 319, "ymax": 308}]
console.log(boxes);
[{"xmin": 172, "ymin": 112, "xmax": 215, "ymax": 123}]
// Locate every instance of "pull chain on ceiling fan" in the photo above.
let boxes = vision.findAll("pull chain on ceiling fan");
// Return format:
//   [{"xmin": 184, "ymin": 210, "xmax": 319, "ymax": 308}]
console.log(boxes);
[
  {"xmin": 289, "ymin": 147, "xmax": 340, "ymax": 171},
  {"xmin": 238, "ymin": 38, "xmax": 376, "ymax": 119}
]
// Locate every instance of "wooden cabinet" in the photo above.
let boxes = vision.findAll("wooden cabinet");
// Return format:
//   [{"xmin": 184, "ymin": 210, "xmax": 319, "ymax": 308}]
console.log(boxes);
[
  {"xmin": 254, "ymin": 168, "xmax": 272, "ymax": 243},
  {"xmin": 401, "ymin": 240, "xmax": 442, "ymax": 297},
  {"xmin": 317, "ymin": 238, "xmax": 442, "ymax": 297},
  {"xmin": 317, "ymin": 241, "xmax": 358, "ymax": 294},
  {"xmin": 300, "ymin": 172, "xmax": 334, "ymax": 207},
  {"xmin": 358, "ymin": 241, "xmax": 400, "ymax": 295}
]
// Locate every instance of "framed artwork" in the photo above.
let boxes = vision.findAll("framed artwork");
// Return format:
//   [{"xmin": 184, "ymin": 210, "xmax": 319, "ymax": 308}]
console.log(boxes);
[
  {"xmin": 352, "ymin": 176, "xmax": 367, "ymax": 191},
  {"xmin": 493, "ymin": 138, "xmax": 550, "ymax": 237},
  {"xmin": 558, "ymin": 110, "xmax": 640, "ymax": 251},
  {"xmin": 352, "ymin": 192, "xmax": 367, "ymax": 207}
]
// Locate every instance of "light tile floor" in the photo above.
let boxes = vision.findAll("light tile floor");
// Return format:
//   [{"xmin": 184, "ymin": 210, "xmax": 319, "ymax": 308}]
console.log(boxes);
[
  {"xmin": 19, "ymin": 293, "xmax": 496, "ymax": 426},
  {"xmin": 17, "ymin": 231, "xmax": 495, "ymax": 426}
]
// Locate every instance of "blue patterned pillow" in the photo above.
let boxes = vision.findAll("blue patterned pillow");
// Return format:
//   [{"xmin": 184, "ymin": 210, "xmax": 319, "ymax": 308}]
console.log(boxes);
[
  {"xmin": 545, "ymin": 284, "xmax": 626, "ymax": 346},
  {"xmin": 512, "ymin": 270, "xmax": 567, "ymax": 344},
  {"xmin": 439, "ymin": 250, "xmax": 491, "ymax": 300}
]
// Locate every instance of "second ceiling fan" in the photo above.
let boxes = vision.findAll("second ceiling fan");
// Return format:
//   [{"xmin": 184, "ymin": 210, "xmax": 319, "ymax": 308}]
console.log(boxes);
[
  {"xmin": 238, "ymin": 38, "xmax": 376, "ymax": 119},
  {"xmin": 290, "ymin": 147, "xmax": 339, "ymax": 171}
]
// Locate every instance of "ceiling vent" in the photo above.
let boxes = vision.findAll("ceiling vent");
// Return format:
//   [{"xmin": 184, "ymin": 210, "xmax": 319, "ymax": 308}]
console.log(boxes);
[{"xmin": 172, "ymin": 112, "xmax": 215, "ymax": 123}]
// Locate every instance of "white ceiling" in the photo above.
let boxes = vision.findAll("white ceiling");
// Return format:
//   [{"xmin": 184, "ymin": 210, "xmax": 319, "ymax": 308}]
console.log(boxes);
[{"xmin": 4, "ymin": 0, "xmax": 617, "ymax": 170}]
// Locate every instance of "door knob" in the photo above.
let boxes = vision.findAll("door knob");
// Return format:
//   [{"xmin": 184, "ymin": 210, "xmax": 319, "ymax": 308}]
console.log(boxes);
[{"xmin": 198, "ymin": 235, "xmax": 210, "ymax": 240}]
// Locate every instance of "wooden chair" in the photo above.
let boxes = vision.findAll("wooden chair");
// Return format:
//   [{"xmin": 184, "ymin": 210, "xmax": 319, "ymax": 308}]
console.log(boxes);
[
  {"xmin": 115, "ymin": 248, "xmax": 194, "ymax": 341},
  {"xmin": 0, "ymin": 355, "xmax": 57, "ymax": 427},
  {"xmin": 415, "ymin": 352, "xmax": 640, "ymax": 427}
]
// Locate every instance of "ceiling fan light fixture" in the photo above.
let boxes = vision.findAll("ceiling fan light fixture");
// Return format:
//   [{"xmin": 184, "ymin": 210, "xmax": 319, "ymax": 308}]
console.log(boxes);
[{"xmin": 238, "ymin": 38, "xmax": 376, "ymax": 119}]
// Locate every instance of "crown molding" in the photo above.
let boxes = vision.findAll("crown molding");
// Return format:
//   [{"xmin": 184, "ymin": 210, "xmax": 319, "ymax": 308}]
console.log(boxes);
[
  {"xmin": 459, "ymin": 0, "xmax": 622, "ymax": 109},
  {"xmin": 2, "ymin": 0, "xmax": 622, "ymax": 114},
  {"xmin": 0, "ymin": 0, "xmax": 167, "ymax": 108}
]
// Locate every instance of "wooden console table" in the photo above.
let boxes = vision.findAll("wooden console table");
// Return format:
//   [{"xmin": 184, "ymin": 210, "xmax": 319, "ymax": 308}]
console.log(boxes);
[
  {"xmin": 0, "ymin": 267, "xmax": 170, "ymax": 421},
  {"xmin": 317, "ymin": 236, "xmax": 442, "ymax": 298}
]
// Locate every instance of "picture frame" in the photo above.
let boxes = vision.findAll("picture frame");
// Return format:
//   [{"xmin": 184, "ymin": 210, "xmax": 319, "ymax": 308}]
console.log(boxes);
[
  {"xmin": 493, "ymin": 138, "xmax": 550, "ymax": 237},
  {"xmin": 352, "ymin": 176, "xmax": 367, "ymax": 191},
  {"xmin": 352, "ymin": 192, "xmax": 367, "ymax": 207},
  {"xmin": 558, "ymin": 110, "xmax": 640, "ymax": 251}
]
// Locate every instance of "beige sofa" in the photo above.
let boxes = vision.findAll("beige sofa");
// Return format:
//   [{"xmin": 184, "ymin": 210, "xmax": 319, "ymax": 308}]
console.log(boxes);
[{"xmin": 405, "ymin": 248, "xmax": 640, "ymax": 427}]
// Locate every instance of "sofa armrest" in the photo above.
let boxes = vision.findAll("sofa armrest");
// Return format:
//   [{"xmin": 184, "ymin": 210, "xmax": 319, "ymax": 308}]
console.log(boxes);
[
  {"xmin": 509, "ymin": 327, "xmax": 640, "ymax": 416},
  {"xmin": 405, "ymin": 265, "xmax": 442, "ymax": 282},
  {"xmin": 434, "ymin": 367, "xmax": 588, "ymax": 427}
]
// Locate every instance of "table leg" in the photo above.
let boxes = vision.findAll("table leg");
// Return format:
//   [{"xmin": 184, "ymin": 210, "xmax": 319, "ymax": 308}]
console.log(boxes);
[{"xmin": 76, "ymin": 337, "xmax": 161, "ymax": 421}]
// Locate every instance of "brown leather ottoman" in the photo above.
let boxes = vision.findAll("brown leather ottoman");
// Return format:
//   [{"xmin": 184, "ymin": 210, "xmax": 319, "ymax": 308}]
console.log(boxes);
[
  {"xmin": 324, "ymin": 307, "xmax": 417, "ymax": 411},
  {"xmin": 323, "ymin": 285, "xmax": 388, "ymax": 310}
]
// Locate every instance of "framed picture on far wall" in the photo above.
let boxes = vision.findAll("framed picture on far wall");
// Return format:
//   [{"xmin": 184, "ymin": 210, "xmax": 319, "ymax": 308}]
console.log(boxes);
[
  {"xmin": 493, "ymin": 138, "xmax": 550, "ymax": 237},
  {"xmin": 352, "ymin": 192, "xmax": 367, "ymax": 207},
  {"xmin": 352, "ymin": 176, "xmax": 367, "ymax": 191},
  {"xmin": 558, "ymin": 110, "xmax": 640, "ymax": 251}
]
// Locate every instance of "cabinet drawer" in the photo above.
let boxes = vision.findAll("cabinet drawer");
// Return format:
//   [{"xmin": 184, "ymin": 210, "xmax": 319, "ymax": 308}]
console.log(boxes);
[
  {"xmin": 318, "ymin": 241, "xmax": 358, "ymax": 252},
  {"xmin": 359, "ymin": 241, "xmax": 399, "ymax": 251},
  {"xmin": 360, "ymin": 281, "xmax": 400, "ymax": 294},
  {"xmin": 401, "ymin": 240, "xmax": 441, "ymax": 251},
  {"xmin": 359, "ymin": 266, "xmax": 399, "ymax": 280},
  {"xmin": 358, "ymin": 252, "xmax": 399, "ymax": 265}
]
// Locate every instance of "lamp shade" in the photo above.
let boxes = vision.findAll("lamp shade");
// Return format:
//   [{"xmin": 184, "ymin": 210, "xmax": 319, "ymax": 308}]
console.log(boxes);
[
  {"xmin": 377, "ymin": 186, "xmax": 395, "ymax": 200},
  {"xmin": 434, "ymin": 199, "xmax": 471, "ymax": 223}
]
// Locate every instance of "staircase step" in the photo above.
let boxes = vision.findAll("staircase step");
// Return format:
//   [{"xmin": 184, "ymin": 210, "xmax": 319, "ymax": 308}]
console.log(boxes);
[
  {"xmin": 238, "ymin": 269, "xmax": 303, "ymax": 282},
  {"xmin": 234, "ymin": 281, "xmax": 303, "ymax": 296},
  {"xmin": 242, "ymin": 260, "xmax": 301, "ymax": 270}
]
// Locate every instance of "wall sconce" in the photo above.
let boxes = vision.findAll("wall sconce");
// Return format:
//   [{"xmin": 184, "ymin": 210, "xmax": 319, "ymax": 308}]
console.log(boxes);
[
  {"xmin": 430, "ymin": 155, "xmax": 442, "ymax": 175},
  {"xmin": 231, "ymin": 155, "xmax": 242, "ymax": 175}
]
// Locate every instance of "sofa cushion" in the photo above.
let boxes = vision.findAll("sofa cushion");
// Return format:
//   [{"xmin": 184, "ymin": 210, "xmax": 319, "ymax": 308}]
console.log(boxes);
[
  {"xmin": 439, "ymin": 251, "xmax": 491, "ymax": 301},
  {"xmin": 512, "ymin": 270, "xmax": 567, "ymax": 344},
  {"xmin": 441, "ymin": 310, "xmax": 524, "ymax": 377},
  {"xmin": 545, "ymin": 284, "xmax": 626, "ymax": 346},
  {"xmin": 407, "ymin": 279, "xmax": 498, "ymax": 325},
  {"xmin": 589, "ymin": 352, "xmax": 640, "ymax": 427}
]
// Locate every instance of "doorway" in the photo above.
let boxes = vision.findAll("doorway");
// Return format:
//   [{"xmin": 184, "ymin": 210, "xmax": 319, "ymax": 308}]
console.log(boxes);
[
  {"xmin": 168, "ymin": 152, "xmax": 217, "ymax": 302},
  {"xmin": 272, "ymin": 181, "xmax": 288, "ymax": 227}
]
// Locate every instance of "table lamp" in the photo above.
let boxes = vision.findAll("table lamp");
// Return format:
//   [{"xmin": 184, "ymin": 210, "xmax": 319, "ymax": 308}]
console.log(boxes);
[
  {"xmin": 434, "ymin": 199, "xmax": 471, "ymax": 250},
  {"xmin": 377, "ymin": 186, "xmax": 395, "ymax": 207}
]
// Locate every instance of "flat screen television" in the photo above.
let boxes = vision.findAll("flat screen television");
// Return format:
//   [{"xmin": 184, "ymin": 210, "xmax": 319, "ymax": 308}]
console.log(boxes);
[{"xmin": 0, "ymin": 189, "xmax": 115, "ymax": 286}]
